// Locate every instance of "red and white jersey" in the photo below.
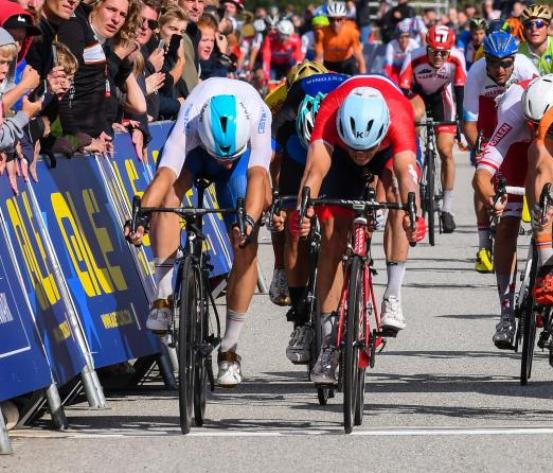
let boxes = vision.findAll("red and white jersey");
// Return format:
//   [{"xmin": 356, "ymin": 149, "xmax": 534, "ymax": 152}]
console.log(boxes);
[
  {"xmin": 384, "ymin": 38, "xmax": 419, "ymax": 84},
  {"xmin": 477, "ymin": 80, "xmax": 534, "ymax": 176},
  {"xmin": 398, "ymin": 46, "xmax": 467, "ymax": 95},
  {"xmin": 463, "ymin": 54, "xmax": 538, "ymax": 139},
  {"xmin": 262, "ymin": 32, "xmax": 303, "ymax": 74},
  {"xmin": 311, "ymin": 75, "xmax": 417, "ymax": 156}
]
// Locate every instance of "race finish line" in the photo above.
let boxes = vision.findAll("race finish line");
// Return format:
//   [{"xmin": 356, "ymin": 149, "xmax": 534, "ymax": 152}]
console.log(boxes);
[{"xmin": 11, "ymin": 425, "xmax": 553, "ymax": 439}]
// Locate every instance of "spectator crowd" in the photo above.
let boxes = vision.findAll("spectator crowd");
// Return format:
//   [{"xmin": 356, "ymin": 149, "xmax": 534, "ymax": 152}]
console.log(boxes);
[{"xmin": 0, "ymin": 0, "xmax": 549, "ymax": 193}]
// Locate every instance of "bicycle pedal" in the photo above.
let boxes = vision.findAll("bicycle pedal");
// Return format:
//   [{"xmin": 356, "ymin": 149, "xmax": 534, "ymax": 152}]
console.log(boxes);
[{"xmin": 379, "ymin": 328, "xmax": 398, "ymax": 338}]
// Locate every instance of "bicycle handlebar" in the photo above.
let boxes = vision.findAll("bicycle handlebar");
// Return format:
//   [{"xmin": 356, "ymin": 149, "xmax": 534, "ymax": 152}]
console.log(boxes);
[{"xmin": 415, "ymin": 119, "xmax": 458, "ymax": 128}]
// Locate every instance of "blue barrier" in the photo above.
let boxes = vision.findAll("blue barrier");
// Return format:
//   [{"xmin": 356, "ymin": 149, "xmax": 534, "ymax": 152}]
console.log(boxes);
[
  {"xmin": 32, "ymin": 157, "xmax": 161, "ymax": 369},
  {"xmin": 0, "ymin": 219, "xmax": 53, "ymax": 402},
  {"xmin": 0, "ymin": 184, "xmax": 86, "ymax": 386}
]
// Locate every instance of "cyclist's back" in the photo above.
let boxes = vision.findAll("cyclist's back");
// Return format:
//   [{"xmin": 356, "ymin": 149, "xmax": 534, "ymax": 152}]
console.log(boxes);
[{"xmin": 315, "ymin": 20, "xmax": 362, "ymax": 73}]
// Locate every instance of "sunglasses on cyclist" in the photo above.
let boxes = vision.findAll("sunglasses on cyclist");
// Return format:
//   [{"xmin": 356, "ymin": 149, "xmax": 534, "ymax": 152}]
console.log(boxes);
[
  {"xmin": 427, "ymin": 47, "xmax": 450, "ymax": 57},
  {"xmin": 524, "ymin": 19, "xmax": 548, "ymax": 30},
  {"xmin": 330, "ymin": 17, "xmax": 345, "ymax": 23},
  {"xmin": 141, "ymin": 18, "xmax": 159, "ymax": 30},
  {"xmin": 486, "ymin": 57, "xmax": 515, "ymax": 70}
]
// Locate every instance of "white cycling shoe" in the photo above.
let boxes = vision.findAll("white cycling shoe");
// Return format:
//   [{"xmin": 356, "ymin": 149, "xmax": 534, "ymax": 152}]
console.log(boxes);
[
  {"xmin": 146, "ymin": 298, "xmax": 173, "ymax": 334},
  {"xmin": 217, "ymin": 351, "xmax": 243, "ymax": 388},
  {"xmin": 380, "ymin": 296, "xmax": 406, "ymax": 332}
]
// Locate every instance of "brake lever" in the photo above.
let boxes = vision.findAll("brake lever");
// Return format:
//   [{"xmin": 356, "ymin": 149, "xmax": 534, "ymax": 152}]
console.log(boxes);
[{"xmin": 407, "ymin": 192, "xmax": 417, "ymax": 248}]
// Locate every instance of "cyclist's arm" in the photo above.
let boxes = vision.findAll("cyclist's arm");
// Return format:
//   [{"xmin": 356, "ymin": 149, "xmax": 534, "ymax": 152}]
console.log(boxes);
[
  {"xmin": 472, "ymin": 168, "xmax": 496, "ymax": 209},
  {"xmin": 245, "ymin": 166, "xmax": 269, "ymax": 223},
  {"xmin": 393, "ymin": 150, "xmax": 420, "ymax": 208},
  {"xmin": 314, "ymin": 28, "xmax": 324, "ymax": 64},
  {"xmin": 454, "ymin": 85, "xmax": 464, "ymax": 124},
  {"xmin": 352, "ymin": 44, "xmax": 367, "ymax": 73},
  {"xmin": 398, "ymin": 53, "xmax": 414, "ymax": 97},
  {"xmin": 300, "ymin": 140, "xmax": 332, "ymax": 200},
  {"xmin": 462, "ymin": 120, "xmax": 479, "ymax": 149},
  {"xmin": 261, "ymin": 36, "xmax": 271, "ymax": 76}
]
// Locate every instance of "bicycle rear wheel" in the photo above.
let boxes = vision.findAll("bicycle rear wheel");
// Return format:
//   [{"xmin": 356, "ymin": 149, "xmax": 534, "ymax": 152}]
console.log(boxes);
[
  {"xmin": 178, "ymin": 256, "xmax": 198, "ymax": 434},
  {"xmin": 343, "ymin": 256, "xmax": 364, "ymax": 434},
  {"xmin": 194, "ymin": 272, "xmax": 208, "ymax": 426},
  {"xmin": 521, "ymin": 247, "xmax": 538, "ymax": 385}
]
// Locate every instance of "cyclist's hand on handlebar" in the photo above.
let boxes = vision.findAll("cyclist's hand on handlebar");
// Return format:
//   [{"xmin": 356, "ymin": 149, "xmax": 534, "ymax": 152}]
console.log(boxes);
[
  {"xmin": 403, "ymin": 215, "xmax": 426, "ymax": 244},
  {"xmin": 487, "ymin": 194, "xmax": 507, "ymax": 217},
  {"xmin": 288, "ymin": 207, "xmax": 314, "ymax": 238},
  {"xmin": 124, "ymin": 221, "xmax": 146, "ymax": 247},
  {"xmin": 271, "ymin": 210, "xmax": 286, "ymax": 232},
  {"xmin": 233, "ymin": 222, "xmax": 253, "ymax": 248}
]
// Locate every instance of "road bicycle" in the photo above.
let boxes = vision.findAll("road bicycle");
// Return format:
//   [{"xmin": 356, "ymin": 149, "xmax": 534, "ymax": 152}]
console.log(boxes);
[
  {"xmin": 416, "ymin": 118, "xmax": 457, "ymax": 246},
  {"xmin": 130, "ymin": 178, "xmax": 246, "ymax": 434},
  {"xmin": 514, "ymin": 183, "xmax": 553, "ymax": 385},
  {"xmin": 270, "ymin": 190, "xmax": 335, "ymax": 406},
  {"xmin": 299, "ymin": 178, "xmax": 416, "ymax": 433}
]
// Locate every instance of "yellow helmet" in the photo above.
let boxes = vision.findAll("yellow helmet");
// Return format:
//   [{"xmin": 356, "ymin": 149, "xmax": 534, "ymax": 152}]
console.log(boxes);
[
  {"xmin": 286, "ymin": 60, "xmax": 328, "ymax": 90},
  {"xmin": 520, "ymin": 4, "xmax": 552, "ymax": 23}
]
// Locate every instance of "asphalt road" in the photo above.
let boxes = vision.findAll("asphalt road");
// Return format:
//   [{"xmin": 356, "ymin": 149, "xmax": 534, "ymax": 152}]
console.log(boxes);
[{"xmin": 5, "ymin": 151, "xmax": 553, "ymax": 472}]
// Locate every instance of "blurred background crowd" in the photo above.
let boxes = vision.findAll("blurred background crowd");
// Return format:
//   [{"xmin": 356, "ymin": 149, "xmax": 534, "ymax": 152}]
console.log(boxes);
[{"xmin": 0, "ymin": 0, "xmax": 549, "ymax": 188}]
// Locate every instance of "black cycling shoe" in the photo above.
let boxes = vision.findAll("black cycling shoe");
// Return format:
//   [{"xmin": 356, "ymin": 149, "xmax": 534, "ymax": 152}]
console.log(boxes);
[{"xmin": 441, "ymin": 212, "xmax": 456, "ymax": 233}]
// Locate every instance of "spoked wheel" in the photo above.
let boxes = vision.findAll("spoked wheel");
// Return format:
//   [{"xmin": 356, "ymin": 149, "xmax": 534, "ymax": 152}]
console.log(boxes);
[
  {"xmin": 194, "ymin": 274, "xmax": 208, "ymax": 426},
  {"xmin": 343, "ymin": 256, "xmax": 364, "ymax": 434},
  {"xmin": 426, "ymin": 152, "xmax": 436, "ymax": 246},
  {"xmin": 178, "ymin": 256, "xmax": 197, "ymax": 434},
  {"xmin": 521, "ymin": 249, "xmax": 538, "ymax": 386}
]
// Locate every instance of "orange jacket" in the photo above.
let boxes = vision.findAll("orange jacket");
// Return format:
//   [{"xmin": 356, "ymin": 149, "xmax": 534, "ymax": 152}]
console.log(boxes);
[{"xmin": 315, "ymin": 20, "xmax": 361, "ymax": 63}]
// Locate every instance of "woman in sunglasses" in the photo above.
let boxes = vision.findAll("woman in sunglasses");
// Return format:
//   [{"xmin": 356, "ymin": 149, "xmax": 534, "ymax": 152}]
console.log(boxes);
[{"xmin": 518, "ymin": 4, "xmax": 553, "ymax": 75}]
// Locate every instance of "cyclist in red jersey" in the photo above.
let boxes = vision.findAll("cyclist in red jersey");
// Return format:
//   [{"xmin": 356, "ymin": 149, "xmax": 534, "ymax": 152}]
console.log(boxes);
[
  {"xmin": 262, "ymin": 19, "xmax": 304, "ymax": 81},
  {"xmin": 296, "ymin": 75, "xmax": 425, "ymax": 384},
  {"xmin": 399, "ymin": 25, "xmax": 467, "ymax": 233}
]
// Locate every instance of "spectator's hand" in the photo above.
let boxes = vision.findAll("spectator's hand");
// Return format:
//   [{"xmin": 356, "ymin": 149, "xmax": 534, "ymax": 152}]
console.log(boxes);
[
  {"xmin": 99, "ymin": 131, "xmax": 114, "ymax": 155},
  {"xmin": 0, "ymin": 153, "xmax": 5, "ymax": 176},
  {"xmin": 20, "ymin": 65, "xmax": 40, "ymax": 91},
  {"xmin": 22, "ymin": 96, "xmax": 43, "ymax": 119},
  {"xmin": 47, "ymin": 66, "xmax": 68, "ymax": 95},
  {"xmin": 15, "ymin": 143, "xmax": 29, "ymax": 183},
  {"xmin": 83, "ymin": 137, "xmax": 108, "ymax": 155},
  {"xmin": 112, "ymin": 123, "xmax": 128, "ymax": 133},
  {"xmin": 148, "ymin": 48, "xmax": 165, "ymax": 72},
  {"xmin": 114, "ymin": 39, "xmax": 140, "ymax": 60},
  {"xmin": 271, "ymin": 210, "xmax": 286, "ymax": 232},
  {"xmin": 131, "ymin": 128, "xmax": 147, "ymax": 162},
  {"xmin": 145, "ymin": 72, "xmax": 165, "ymax": 94},
  {"xmin": 177, "ymin": 97, "xmax": 185, "ymax": 106},
  {"xmin": 6, "ymin": 158, "xmax": 21, "ymax": 195},
  {"xmin": 215, "ymin": 33, "xmax": 229, "ymax": 54},
  {"xmin": 29, "ymin": 141, "xmax": 40, "ymax": 182}
]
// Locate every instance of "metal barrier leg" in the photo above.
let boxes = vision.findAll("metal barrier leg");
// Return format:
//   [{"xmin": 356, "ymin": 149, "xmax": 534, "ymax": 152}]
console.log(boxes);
[
  {"xmin": 45, "ymin": 384, "xmax": 68, "ymax": 430},
  {"xmin": 81, "ymin": 366, "xmax": 107, "ymax": 409},
  {"xmin": 158, "ymin": 345, "xmax": 177, "ymax": 389},
  {"xmin": 256, "ymin": 260, "xmax": 269, "ymax": 294},
  {"xmin": 0, "ymin": 406, "xmax": 13, "ymax": 455}
]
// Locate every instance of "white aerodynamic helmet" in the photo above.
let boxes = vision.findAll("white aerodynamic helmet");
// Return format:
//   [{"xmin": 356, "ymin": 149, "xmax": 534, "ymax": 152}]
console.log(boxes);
[
  {"xmin": 253, "ymin": 18, "xmax": 266, "ymax": 33},
  {"xmin": 277, "ymin": 19, "xmax": 294, "ymax": 36},
  {"xmin": 198, "ymin": 95, "xmax": 251, "ymax": 160},
  {"xmin": 522, "ymin": 74, "xmax": 553, "ymax": 122},
  {"xmin": 327, "ymin": 1, "xmax": 347, "ymax": 18},
  {"xmin": 336, "ymin": 87, "xmax": 390, "ymax": 150}
]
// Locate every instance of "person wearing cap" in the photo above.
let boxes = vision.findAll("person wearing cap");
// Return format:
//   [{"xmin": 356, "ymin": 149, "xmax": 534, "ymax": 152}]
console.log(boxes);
[
  {"xmin": 222, "ymin": 0, "xmax": 243, "ymax": 19},
  {"xmin": 518, "ymin": 4, "xmax": 553, "ymax": 75}
]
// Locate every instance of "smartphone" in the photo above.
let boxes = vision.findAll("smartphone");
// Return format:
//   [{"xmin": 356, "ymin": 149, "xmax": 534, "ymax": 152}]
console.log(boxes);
[
  {"xmin": 167, "ymin": 34, "xmax": 181, "ymax": 59},
  {"xmin": 158, "ymin": 38, "xmax": 165, "ymax": 50},
  {"xmin": 52, "ymin": 43, "xmax": 58, "ymax": 66}
]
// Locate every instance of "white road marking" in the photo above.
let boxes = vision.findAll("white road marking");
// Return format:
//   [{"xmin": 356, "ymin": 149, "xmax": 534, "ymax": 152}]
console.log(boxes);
[{"xmin": 11, "ymin": 426, "xmax": 553, "ymax": 439}]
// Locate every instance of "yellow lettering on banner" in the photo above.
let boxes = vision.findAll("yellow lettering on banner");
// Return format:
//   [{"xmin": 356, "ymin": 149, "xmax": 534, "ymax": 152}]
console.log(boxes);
[
  {"xmin": 53, "ymin": 321, "xmax": 71, "ymax": 342},
  {"xmin": 51, "ymin": 192, "xmax": 114, "ymax": 296},
  {"xmin": 6, "ymin": 195, "xmax": 60, "ymax": 310},
  {"xmin": 101, "ymin": 309, "xmax": 133, "ymax": 329},
  {"xmin": 83, "ymin": 189, "xmax": 128, "ymax": 291},
  {"xmin": 111, "ymin": 161, "xmax": 130, "ymax": 207},
  {"xmin": 137, "ymin": 251, "xmax": 154, "ymax": 276},
  {"xmin": 151, "ymin": 149, "xmax": 159, "ymax": 163}
]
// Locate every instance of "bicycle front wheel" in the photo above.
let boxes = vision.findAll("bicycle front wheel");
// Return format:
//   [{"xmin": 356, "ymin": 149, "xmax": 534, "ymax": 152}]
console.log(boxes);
[
  {"xmin": 426, "ymin": 152, "xmax": 436, "ymax": 246},
  {"xmin": 194, "ymin": 271, "xmax": 208, "ymax": 426},
  {"xmin": 178, "ymin": 255, "xmax": 199, "ymax": 434},
  {"xmin": 521, "ymin": 248, "xmax": 538, "ymax": 385},
  {"xmin": 343, "ymin": 256, "xmax": 365, "ymax": 434}
]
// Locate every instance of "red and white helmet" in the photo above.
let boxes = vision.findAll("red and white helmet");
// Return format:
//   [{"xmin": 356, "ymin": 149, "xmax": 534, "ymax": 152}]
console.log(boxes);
[{"xmin": 427, "ymin": 25, "xmax": 455, "ymax": 50}]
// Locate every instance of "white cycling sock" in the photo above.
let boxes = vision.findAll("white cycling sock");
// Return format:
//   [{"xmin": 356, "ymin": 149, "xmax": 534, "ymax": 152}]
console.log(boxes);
[
  {"xmin": 536, "ymin": 233, "xmax": 553, "ymax": 268},
  {"xmin": 477, "ymin": 225, "xmax": 491, "ymax": 250},
  {"xmin": 442, "ymin": 190, "xmax": 454, "ymax": 214},
  {"xmin": 220, "ymin": 310, "xmax": 246, "ymax": 352},
  {"xmin": 496, "ymin": 273, "xmax": 516, "ymax": 319},
  {"xmin": 384, "ymin": 261, "xmax": 406, "ymax": 300},
  {"xmin": 320, "ymin": 312, "xmax": 338, "ymax": 348},
  {"xmin": 154, "ymin": 257, "xmax": 175, "ymax": 300}
]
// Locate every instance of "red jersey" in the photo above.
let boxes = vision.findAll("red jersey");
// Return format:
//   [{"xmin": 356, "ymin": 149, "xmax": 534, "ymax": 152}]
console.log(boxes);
[
  {"xmin": 311, "ymin": 75, "xmax": 417, "ymax": 156},
  {"xmin": 262, "ymin": 32, "xmax": 303, "ymax": 74}
]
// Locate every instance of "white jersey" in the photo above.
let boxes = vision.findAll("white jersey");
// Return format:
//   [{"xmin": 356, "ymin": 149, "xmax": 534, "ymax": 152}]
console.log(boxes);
[
  {"xmin": 159, "ymin": 77, "xmax": 272, "ymax": 177},
  {"xmin": 477, "ymin": 81, "xmax": 532, "ymax": 176},
  {"xmin": 463, "ymin": 54, "xmax": 538, "ymax": 123},
  {"xmin": 384, "ymin": 38, "xmax": 418, "ymax": 71}
]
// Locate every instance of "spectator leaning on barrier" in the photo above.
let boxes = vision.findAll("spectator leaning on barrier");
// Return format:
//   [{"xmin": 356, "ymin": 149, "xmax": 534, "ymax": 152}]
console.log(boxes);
[{"xmin": 56, "ymin": 0, "xmax": 134, "ymax": 155}]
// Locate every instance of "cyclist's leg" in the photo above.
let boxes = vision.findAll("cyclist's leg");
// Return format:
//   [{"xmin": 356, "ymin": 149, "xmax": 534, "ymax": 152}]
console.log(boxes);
[
  {"xmin": 409, "ymin": 94, "xmax": 426, "ymax": 124},
  {"xmin": 147, "ymin": 164, "xmax": 194, "ymax": 332},
  {"xmin": 527, "ymin": 139, "xmax": 553, "ymax": 304}
]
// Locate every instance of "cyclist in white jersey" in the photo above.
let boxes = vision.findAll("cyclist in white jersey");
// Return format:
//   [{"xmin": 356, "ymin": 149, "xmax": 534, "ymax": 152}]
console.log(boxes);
[
  {"xmin": 125, "ymin": 77, "xmax": 272, "ymax": 387},
  {"xmin": 384, "ymin": 19, "xmax": 419, "ymax": 84},
  {"xmin": 463, "ymin": 32, "xmax": 538, "ymax": 276}
]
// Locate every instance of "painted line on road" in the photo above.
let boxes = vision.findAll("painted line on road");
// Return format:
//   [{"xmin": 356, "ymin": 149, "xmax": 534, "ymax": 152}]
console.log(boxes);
[{"xmin": 11, "ymin": 426, "xmax": 553, "ymax": 439}]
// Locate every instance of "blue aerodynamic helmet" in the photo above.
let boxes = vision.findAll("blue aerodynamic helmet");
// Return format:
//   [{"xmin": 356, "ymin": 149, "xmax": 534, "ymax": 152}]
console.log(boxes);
[
  {"xmin": 336, "ymin": 87, "xmax": 390, "ymax": 151},
  {"xmin": 198, "ymin": 95, "xmax": 251, "ymax": 160},
  {"xmin": 483, "ymin": 31, "xmax": 518, "ymax": 59}
]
